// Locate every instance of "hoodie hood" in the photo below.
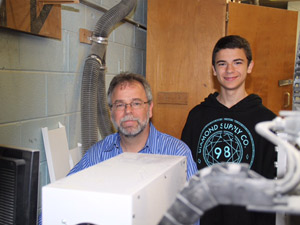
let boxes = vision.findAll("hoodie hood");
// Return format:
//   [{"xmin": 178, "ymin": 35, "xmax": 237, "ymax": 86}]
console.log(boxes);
[{"xmin": 201, "ymin": 92, "xmax": 263, "ymax": 112}]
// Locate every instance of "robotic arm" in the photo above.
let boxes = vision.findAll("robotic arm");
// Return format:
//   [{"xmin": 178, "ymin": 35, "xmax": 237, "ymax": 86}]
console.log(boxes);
[{"xmin": 159, "ymin": 111, "xmax": 300, "ymax": 225}]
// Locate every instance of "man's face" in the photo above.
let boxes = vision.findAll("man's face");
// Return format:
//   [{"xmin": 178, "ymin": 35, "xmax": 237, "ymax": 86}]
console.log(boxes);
[
  {"xmin": 212, "ymin": 48, "xmax": 254, "ymax": 91},
  {"xmin": 110, "ymin": 81, "xmax": 153, "ymax": 137}
]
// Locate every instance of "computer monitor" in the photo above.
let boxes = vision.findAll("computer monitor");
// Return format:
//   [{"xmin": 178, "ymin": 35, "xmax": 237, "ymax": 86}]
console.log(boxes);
[{"xmin": 0, "ymin": 145, "xmax": 40, "ymax": 225}]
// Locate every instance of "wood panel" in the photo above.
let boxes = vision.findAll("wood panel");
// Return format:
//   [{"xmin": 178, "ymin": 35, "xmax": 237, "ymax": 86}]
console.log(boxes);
[
  {"xmin": 146, "ymin": 0, "xmax": 227, "ymax": 139},
  {"xmin": 227, "ymin": 2, "xmax": 298, "ymax": 114},
  {"xmin": 0, "ymin": 0, "xmax": 61, "ymax": 39}
]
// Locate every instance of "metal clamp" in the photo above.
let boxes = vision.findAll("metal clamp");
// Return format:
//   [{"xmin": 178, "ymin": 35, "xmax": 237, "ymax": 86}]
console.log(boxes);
[
  {"xmin": 88, "ymin": 55, "xmax": 106, "ymax": 70},
  {"xmin": 89, "ymin": 36, "xmax": 108, "ymax": 45}
]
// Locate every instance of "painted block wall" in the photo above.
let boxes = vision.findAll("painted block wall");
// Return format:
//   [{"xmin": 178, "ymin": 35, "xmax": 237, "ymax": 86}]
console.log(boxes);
[
  {"xmin": 288, "ymin": 2, "xmax": 300, "ymax": 55},
  {"xmin": 0, "ymin": 0, "xmax": 147, "ymax": 217}
]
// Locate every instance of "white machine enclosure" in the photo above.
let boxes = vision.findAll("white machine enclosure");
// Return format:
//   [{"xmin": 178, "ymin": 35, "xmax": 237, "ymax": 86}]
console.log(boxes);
[{"xmin": 42, "ymin": 152, "xmax": 187, "ymax": 225}]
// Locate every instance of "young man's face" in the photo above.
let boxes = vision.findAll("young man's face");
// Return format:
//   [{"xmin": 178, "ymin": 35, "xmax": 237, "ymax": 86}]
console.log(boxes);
[
  {"xmin": 212, "ymin": 48, "xmax": 254, "ymax": 91},
  {"xmin": 110, "ymin": 81, "xmax": 153, "ymax": 137}
]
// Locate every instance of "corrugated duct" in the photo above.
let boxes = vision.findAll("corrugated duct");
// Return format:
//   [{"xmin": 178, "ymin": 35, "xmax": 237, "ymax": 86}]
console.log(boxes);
[{"xmin": 81, "ymin": 0, "xmax": 137, "ymax": 154}]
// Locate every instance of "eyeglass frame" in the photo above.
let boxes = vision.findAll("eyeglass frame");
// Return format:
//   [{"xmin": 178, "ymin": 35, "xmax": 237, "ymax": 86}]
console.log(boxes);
[{"xmin": 109, "ymin": 99, "xmax": 151, "ymax": 111}]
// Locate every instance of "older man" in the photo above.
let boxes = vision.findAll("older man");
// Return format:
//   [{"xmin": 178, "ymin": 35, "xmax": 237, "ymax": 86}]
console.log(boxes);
[
  {"xmin": 69, "ymin": 72, "xmax": 197, "ymax": 180},
  {"xmin": 38, "ymin": 73, "xmax": 198, "ymax": 225}
]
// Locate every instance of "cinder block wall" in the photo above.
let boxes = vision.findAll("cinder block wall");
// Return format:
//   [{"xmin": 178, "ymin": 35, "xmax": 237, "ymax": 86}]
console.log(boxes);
[
  {"xmin": 288, "ymin": 2, "xmax": 300, "ymax": 47},
  {"xmin": 0, "ymin": 0, "xmax": 147, "ymax": 215}
]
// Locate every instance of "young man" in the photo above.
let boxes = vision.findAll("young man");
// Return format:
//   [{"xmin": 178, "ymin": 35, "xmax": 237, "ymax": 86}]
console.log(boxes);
[
  {"xmin": 181, "ymin": 35, "xmax": 276, "ymax": 224},
  {"xmin": 69, "ymin": 72, "xmax": 198, "ymax": 180}
]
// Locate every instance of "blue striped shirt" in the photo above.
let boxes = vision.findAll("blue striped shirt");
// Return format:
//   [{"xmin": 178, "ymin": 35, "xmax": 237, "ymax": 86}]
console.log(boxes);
[
  {"xmin": 39, "ymin": 123, "xmax": 199, "ymax": 225},
  {"xmin": 69, "ymin": 122, "xmax": 198, "ymax": 180}
]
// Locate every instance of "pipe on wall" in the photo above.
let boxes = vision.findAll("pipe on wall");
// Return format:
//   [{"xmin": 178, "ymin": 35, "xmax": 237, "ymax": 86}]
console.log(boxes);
[{"xmin": 81, "ymin": 0, "xmax": 137, "ymax": 154}]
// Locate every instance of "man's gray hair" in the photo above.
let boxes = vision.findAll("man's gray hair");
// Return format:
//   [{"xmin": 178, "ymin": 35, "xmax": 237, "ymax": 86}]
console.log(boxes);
[{"xmin": 107, "ymin": 72, "xmax": 153, "ymax": 106}]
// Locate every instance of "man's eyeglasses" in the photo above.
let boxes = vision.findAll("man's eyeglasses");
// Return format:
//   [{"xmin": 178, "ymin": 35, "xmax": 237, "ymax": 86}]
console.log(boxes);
[{"xmin": 110, "ymin": 100, "xmax": 151, "ymax": 111}]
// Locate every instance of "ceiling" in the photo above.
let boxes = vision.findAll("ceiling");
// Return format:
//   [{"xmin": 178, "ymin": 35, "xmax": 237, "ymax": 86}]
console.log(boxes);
[{"xmin": 241, "ymin": 0, "xmax": 300, "ymax": 9}]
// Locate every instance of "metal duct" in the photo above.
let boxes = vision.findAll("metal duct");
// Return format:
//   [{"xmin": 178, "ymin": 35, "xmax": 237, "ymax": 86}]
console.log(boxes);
[
  {"xmin": 158, "ymin": 163, "xmax": 276, "ymax": 225},
  {"xmin": 81, "ymin": 0, "xmax": 137, "ymax": 154}
]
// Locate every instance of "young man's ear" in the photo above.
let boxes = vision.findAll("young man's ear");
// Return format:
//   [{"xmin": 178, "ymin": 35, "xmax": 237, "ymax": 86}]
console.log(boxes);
[
  {"xmin": 247, "ymin": 60, "xmax": 254, "ymax": 74},
  {"xmin": 212, "ymin": 65, "xmax": 217, "ymax": 76}
]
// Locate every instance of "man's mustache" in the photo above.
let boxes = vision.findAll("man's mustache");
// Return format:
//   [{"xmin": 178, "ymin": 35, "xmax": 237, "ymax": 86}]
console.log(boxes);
[{"xmin": 120, "ymin": 115, "xmax": 139, "ymax": 123}]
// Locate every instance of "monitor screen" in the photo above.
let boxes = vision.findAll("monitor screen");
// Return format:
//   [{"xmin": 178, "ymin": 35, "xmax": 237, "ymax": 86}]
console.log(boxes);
[{"xmin": 0, "ymin": 145, "xmax": 40, "ymax": 225}]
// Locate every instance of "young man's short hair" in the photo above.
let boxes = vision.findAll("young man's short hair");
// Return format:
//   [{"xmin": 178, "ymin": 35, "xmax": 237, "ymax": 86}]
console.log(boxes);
[{"xmin": 212, "ymin": 35, "xmax": 252, "ymax": 67}]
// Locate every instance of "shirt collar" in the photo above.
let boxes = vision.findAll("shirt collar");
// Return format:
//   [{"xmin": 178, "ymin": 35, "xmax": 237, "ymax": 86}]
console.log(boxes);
[
  {"xmin": 102, "ymin": 133, "xmax": 120, "ymax": 152},
  {"xmin": 144, "ymin": 122, "xmax": 157, "ymax": 153}
]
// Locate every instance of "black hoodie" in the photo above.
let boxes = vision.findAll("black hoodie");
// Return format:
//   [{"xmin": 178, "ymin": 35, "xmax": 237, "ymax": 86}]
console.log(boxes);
[{"xmin": 181, "ymin": 92, "xmax": 276, "ymax": 225}]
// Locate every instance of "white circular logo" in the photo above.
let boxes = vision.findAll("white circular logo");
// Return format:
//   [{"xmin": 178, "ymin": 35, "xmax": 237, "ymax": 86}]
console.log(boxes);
[{"xmin": 197, "ymin": 118, "xmax": 255, "ymax": 168}]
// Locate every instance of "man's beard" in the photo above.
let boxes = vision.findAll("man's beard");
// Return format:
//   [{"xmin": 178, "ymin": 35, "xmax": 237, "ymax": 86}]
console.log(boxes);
[{"xmin": 112, "ymin": 111, "xmax": 150, "ymax": 138}]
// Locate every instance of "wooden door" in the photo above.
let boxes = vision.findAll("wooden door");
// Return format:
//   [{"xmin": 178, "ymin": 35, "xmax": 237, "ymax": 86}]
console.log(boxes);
[
  {"xmin": 147, "ymin": 1, "xmax": 298, "ymax": 139},
  {"xmin": 227, "ymin": 2, "xmax": 298, "ymax": 114},
  {"xmin": 146, "ymin": 0, "xmax": 226, "ymax": 139}
]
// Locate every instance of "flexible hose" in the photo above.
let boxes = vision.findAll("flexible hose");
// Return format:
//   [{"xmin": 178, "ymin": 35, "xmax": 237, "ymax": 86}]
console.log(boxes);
[
  {"xmin": 81, "ymin": 58, "xmax": 100, "ymax": 153},
  {"xmin": 81, "ymin": 0, "xmax": 137, "ymax": 154},
  {"xmin": 255, "ymin": 120, "xmax": 300, "ymax": 193},
  {"xmin": 93, "ymin": 0, "xmax": 137, "ymax": 37},
  {"xmin": 159, "ymin": 163, "xmax": 275, "ymax": 225},
  {"xmin": 97, "ymin": 69, "xmax": 114, "ymax": 138}
]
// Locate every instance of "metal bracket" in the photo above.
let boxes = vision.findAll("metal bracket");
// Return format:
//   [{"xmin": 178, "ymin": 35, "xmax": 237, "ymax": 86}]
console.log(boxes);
[{"xmin": 279, "ymin": 79, "xmax": 293, "ymax": 87}]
